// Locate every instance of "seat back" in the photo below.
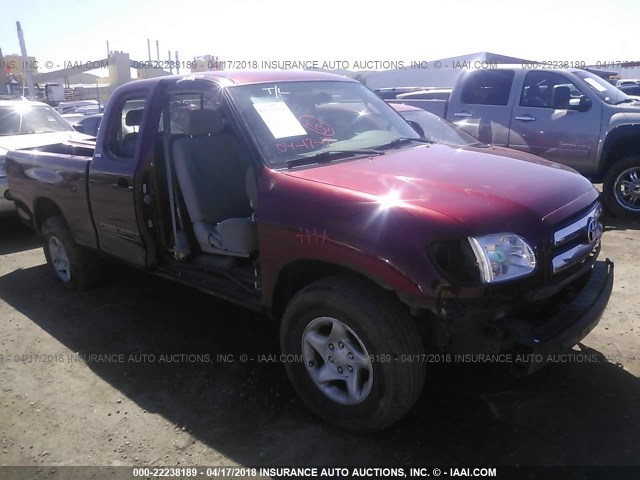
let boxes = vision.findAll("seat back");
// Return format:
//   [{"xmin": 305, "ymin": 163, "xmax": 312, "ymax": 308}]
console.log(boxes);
[
  {"xmin": 121, "ymin": 108, "xmax": 143, "ymax": 157},
  {"xmin": 172, "ymin": 109, "xmax": 252, "ymax": 225}
]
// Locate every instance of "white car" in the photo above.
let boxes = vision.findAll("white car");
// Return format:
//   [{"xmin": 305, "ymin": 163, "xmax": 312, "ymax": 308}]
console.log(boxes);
[
  {"xmin": 615, "ymin": 79, "xmax": 640, "ymax": 87},
  {"xmin": 0, "ymin": 99, "xmax": 92, "ymax": 215}
]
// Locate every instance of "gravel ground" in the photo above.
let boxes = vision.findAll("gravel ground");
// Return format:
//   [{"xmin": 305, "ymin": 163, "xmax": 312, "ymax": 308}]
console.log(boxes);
[{"xmin": 0, "ymin": 213, "xmax": 639, "ymax": 471}]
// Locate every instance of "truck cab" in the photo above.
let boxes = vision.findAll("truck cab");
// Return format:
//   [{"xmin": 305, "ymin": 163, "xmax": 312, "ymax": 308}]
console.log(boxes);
[{"xmin": 5, "ymin": 71, "xmax": 614, "ymax": 432}]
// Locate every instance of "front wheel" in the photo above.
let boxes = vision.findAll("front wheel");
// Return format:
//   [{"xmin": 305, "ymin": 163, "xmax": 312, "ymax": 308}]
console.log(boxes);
[
  {"xmin": 42, "ymin": 215, "xmax": 103, "ymax": 289},
  {"xmin": 603, "ymin": 155, "xmax": 640, "ymax": 219},
  {"xmin": 280, "ymin": 276, "xmax": 426, "ymax": 432}
]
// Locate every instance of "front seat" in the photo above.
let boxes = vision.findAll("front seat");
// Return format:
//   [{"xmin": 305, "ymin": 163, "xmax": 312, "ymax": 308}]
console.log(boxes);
[
  {"xmin": 121, "ymin": 109, "xmax": 143, "ymax": 157},
  {"xmin": 172, "ymin": 109, "xmax": 258, "ymax": 257}
]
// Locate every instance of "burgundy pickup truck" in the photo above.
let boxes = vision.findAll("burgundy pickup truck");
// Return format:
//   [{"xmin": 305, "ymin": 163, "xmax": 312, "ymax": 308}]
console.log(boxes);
[{"xmin": 5, "ymin": 71, "xmax": 614, "ymax": 432}]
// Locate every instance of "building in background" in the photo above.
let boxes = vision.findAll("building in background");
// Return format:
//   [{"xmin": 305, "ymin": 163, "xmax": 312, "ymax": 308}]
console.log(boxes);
[
  {"xmin": 364, "ymin": 52, "xmax": 533, "ymax": 89},
  {"xmin": 191, "ymin": 55, "xmax": 224, "ymax": 72},
  {"xmin": 1, "ymin": 50, "xmax": 39, "ymax": 96}
]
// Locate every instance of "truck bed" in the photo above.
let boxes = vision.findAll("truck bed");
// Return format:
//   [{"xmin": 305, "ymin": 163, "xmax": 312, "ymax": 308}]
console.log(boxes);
[{"xmin": 6, "ymin": 140, "xmax": 98, "ymax": 248}]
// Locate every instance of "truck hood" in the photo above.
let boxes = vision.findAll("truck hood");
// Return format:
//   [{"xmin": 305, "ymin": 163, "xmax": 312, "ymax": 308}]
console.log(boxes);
[
  {"xmin": 284, "ymin": 143, "xmax": 596, "ymax": 233},
  {"xmin": 0, "ymin": 131, "xmax": 92, "ymax": 157}
]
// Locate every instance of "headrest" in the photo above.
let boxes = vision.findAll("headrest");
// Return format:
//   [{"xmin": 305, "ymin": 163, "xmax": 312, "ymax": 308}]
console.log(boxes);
[
  {"xmin": 125, "ymin": 109, "xmax": 144, "ymax": 126},
  {"xmin": 183, "ymin": 109, "xmax": 224, "ymax": 136}
]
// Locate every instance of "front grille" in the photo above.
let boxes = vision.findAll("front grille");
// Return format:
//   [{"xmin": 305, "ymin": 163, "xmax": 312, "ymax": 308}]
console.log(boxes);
[{"xmin": 551, "ymin": 202, "xmax": 602, "ymax": 274}]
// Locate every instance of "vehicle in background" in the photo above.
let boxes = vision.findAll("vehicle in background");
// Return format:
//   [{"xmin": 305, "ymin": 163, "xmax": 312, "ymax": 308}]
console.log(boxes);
[
  {"xmin": 614, "ymin": 79, "xmax": 640, "ymax": 87},
  {"xmin": 390, "ymin": 103, "xmax": 480, "ymax": 146},
  {"xmin": 0, "ymin": 99, "xmax": 91, "ymax": 216},
  {"xmin": 41, "ymin": 83, "xmax": 66, "ymax": 104},
  {"xmin": 388, "ymin": 66, "xmax": 640, "ymax": 219},
  {"xmin": 373, "ymin": 86, "xmax": 429, "ymax": 99},
  {"xmin": 389, "ymin": 88, "xmax": 452, "ymax": 114},
  {"xmin": 61, "ymin": 113, "xmax": 87, "ymax": 125},
  {"xmin": 70, "ymin": 113, "xmax": 102, "ymax": 137},
  {"xmin": 397, "ymin": 88, "xmax": 452, "ymax": 101},
  {"xmin": 5, "ymin": 71, "xmax": 613, "ymax": 431},
  {"xmin": 619, "ymin": 84, "xmax": 640, "ymax": 99},
  {"xmin": 55, "ymin": 100, "xmax": 103, "ymax": 115}
]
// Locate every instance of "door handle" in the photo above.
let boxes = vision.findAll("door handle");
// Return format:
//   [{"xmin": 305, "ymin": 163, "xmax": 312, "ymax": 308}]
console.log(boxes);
[
  {"xmin": 453, "ymin": 112, "xmax": 472, "ymax": 118},
  {"xmin": 515, "ymin": 115, "xmax": 536, "ymax": 122},
  {"xmin": 113, "ymin": 178, "xmax": 132, "ymax": 190}
]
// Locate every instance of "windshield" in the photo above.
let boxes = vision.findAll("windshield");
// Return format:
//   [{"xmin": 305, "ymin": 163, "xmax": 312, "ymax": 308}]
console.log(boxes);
[
  {"xmin": 227, "ymin": 81, "xmax": 420, "ymax": 167},
  {"xmin": 398, "ymin": 109, "xmax": 480, "ymax": 146},
  {"xmin": 574, "ymin": 71, "xmax": 634, "ymax": 105},
  {"xmin": 0, "ymin": 104, "xmax": 74, "ymax": 136}
]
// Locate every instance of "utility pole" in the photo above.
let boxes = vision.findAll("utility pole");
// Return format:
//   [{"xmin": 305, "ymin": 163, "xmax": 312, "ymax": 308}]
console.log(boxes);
[{"xmin": 16, "ymin": 22, "xmax": 36, "ymax": 99}]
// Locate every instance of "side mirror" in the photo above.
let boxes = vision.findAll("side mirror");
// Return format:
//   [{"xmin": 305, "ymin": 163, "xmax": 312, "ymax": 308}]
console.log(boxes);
[
  {"xmin": 406, "ymin": 120, "xmax": 425, "ymax": 138},
  {"xmin": 576, "ymin": 96, "xmax": 592, "ymax": 112},
  {"xmin": 551, "ymin": 85, "xmax": 571, "ymax": 110}
]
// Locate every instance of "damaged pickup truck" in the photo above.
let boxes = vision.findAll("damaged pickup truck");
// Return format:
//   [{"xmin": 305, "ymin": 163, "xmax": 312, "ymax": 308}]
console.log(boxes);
[{"xmin": 5, "ymin": 71, "xmax": 614, "ymax": 432}]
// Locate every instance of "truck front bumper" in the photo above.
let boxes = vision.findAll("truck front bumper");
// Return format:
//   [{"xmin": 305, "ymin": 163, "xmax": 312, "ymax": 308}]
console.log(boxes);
[{"xmin": 511, "ymin": 259, "xmax": 614, "ymax": 375}]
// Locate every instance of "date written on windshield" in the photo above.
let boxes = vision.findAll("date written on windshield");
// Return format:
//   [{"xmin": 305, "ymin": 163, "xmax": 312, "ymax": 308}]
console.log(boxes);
[{"xmin": 276, "ymin": 137, "xmax": 333, "ymax": 152}]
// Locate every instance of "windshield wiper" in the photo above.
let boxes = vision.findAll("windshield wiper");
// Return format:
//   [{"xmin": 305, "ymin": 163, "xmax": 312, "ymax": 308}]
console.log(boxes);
[
  {"xmin": 374, "ymin": 137, "xmax": 433, "ymax": 150},
  {"xmin": 286, "ymin": 149, "xmax": 384, "ymax": 169}
]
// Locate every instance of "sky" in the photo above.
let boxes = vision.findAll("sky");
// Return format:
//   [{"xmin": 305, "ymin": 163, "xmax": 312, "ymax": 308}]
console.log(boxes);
[{"xmin": 0, "ymin": 0, "xmax": 638, "ymax": 74}]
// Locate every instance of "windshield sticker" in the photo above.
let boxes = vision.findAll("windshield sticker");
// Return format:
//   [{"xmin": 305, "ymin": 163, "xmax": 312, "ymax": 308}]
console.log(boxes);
[
  {"xmin": 253, "ymin": 101, "xmax": 307, "ymax": 139},
  {"xmin": 583, "ymin": 77, "xmax": 607, "ymax": 92},
  {"xmin": 299, "ymin": 116, "xmax": 335, "ymax": 137},
  {"xmin": 261, "ymin": 85, "xmax": 290, "ymax": 98}
]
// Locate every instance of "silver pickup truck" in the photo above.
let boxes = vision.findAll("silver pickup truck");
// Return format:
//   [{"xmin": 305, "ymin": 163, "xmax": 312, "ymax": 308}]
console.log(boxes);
[{"xmin": 388, "ymin": 67, "xmax": 640, "ymax": 219}]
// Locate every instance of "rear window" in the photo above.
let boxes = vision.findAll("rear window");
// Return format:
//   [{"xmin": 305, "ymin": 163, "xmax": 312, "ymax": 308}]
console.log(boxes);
[{"xmin": 461, "ymin": 70, "xmax": 515, "ymax": 106}]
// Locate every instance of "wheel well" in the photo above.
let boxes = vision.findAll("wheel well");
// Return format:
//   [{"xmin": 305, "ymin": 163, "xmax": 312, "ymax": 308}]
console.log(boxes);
[
  {"xmin": 600, "ymin": 127, "xmax": 640, "ymax": 181},
  {"xmin": 270, "ymin": 260, "xmax": 390, "ymax": 320},
  {"xmin": 34, "ymin": 198, "xmax": 63, "ymax": 232}
]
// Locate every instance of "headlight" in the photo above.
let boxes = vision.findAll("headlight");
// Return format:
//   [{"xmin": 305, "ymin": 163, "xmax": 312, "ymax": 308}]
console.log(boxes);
[{"xmin": 468, "ymin": 233, "xmax": 536, "ymax": 284}]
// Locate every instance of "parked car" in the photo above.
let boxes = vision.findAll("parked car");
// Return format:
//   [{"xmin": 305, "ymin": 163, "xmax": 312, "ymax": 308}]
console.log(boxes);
[
  {"xmin": 390, "ymin": 103, "xmax": 477, "ymax": 145},
  {"xmin": 619, "ymin": 84, "xmax": 640, "ymax": 99},
  {"xmin": 55, "ymin": 100, "xmax": 102, "ymax": 115},
  {"xmin": 614, "ymin": 79, "xmax": 640, "ymax": 87},
  {"xmin": 373, "ymin": 86, "xmax": 428, "ymax": 99},
  {"xmin": 61, "ymin": 113, "xmax": 87, "ymax": 125},
  {"xmin": 6, "ymin": 71, "xmax": 613, "ymax": 432},
  {"xmin": 70, "ymin": 113, "xmax": 103, "ymax": 137},
  {"xmin": 397, "ymin": 88, "xmax": 452, "ymax": 101},
  {"xmin": 387, "ymin": 66, "xmax": 640, "ymax": 219},
  {"xmin": 0, "ymin": 99, "xmax": 91, "ymax": 216}
]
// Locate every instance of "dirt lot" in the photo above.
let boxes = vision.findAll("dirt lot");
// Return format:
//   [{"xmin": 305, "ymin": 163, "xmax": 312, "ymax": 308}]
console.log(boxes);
[{"xmin": 0, "ymin": 213, "xmax": 639, "ymax": 470}]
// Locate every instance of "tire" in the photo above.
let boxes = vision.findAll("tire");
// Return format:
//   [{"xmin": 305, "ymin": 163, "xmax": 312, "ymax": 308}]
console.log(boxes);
[
  {"xmin": 603, "ymin": 155, "xmax": 640, "ymax": 219},
  {"xmin": 41, "ymin": 215, "xmax": 103, "ymax": 289},
  {"xmin": 280, "ymin": 276, "xmax": 426, "ymax": 432}
]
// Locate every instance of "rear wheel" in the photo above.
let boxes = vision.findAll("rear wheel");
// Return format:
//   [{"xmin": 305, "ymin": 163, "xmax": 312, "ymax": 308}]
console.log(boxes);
[
  {"xmin": 280, "ymin": 276, "xmax": 426, "ymax": 432},
  {"xmin": 603, "ymin": 155, "xmax": 640, "ymax": 219},
  {"xmin": 42, "ymin": 215, "xmax": 103, "ymax": 289}
]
